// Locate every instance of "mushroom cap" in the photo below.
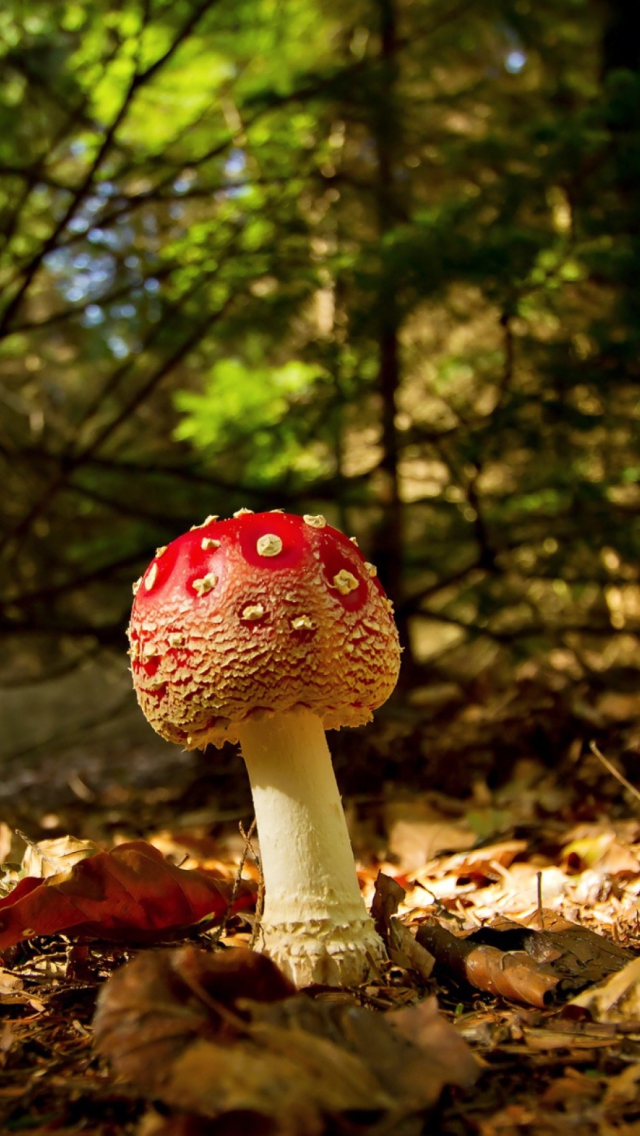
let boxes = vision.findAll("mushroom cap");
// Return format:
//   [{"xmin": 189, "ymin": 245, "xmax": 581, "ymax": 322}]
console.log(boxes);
[{"xmin": 128, "ymin": 511, "xmax": 401, "ymax": 748}]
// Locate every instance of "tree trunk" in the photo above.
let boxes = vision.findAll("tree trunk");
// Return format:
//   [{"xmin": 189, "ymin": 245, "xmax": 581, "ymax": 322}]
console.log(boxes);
[{"xmin": 371, "ymin": 0, "xmax": 413, "ymax": 676}]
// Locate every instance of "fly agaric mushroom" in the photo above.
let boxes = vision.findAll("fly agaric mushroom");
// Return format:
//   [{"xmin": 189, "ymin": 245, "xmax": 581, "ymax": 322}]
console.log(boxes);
[{"xmin": 128, "ymin": 510, "xmax": 401, "ymax": 986}]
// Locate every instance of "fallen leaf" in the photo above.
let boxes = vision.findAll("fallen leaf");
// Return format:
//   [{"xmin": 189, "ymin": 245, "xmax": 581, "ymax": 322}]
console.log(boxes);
[
  {"xmin": 521, "ymin": 1025, "xmax": 615, "ymax": 1051},
  {"xmin": 416, "ymin": 915, "xmax": 631, "ymax": 1007},
  {"xmin": 602, "ymin": 1062, "xmax": 640, "ymax": 1109},
  {"xmin": 0, "ymin": 841, "xmax": 254, "ymax": 951},
  {"xmin": 412, "ymin": 839, "xmax": 528, "ymax": 887},
  {"xmin": 384, "ymin": 797, "xmax": 476, "ymax": 872},
  {"xmin": 21, "ymin": 834, "xmax": 101, "ymax": 879},
  {"xmin": 561, "ymin": 827, "xmax": 640, "ymax": 875},
  {"xmin": 93, "ymin": 946, "xmax": 478, "ymax": 1133},
  {"xmin": 388, "ymin": 918, "xmax": 435, "ymax": 981},
  {"xmin": 514, "ymin": 911, "xmax": 633, "ymax": 986},
  {"xmin": 0, "ymin": 969, "xmax": 22, "ymax": 995},
  {"xmin": 566, "ymin": 956, "xmax": 640, "ymax": 1022},
  {"xmin": 389, "ymin": 997, "xmax": 478, "ymax": 1089},
  {"xmin": 371, "ymin": 870, "xmax": 406, "ymax": 940},
  {"xmin": 0, "ymin": 968, "xmax": 24, "ymax": 1003},
  {"xmin": 540, "ymin": 1067, "xmax": 602, "ymax": 1105},
  {"xmin": 416, "ymin": 921, "xmax": 559, "ymax": 1007},
  {"xmin": 477, "ymin": 1103, "xmax": 537, "ymax": 1134},
  {"xmin": 370, "ymin": 872, "xmax": 435, "ymax": 979}
]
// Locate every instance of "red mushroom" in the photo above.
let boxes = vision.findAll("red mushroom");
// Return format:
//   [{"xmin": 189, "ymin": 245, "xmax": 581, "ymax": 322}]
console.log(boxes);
[{"xmin": 128, "ymin": 510, "xmax": 401, "ymax": 986}]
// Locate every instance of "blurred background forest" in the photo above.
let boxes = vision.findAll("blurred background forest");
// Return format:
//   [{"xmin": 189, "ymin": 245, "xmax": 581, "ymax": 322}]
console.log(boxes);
[{"xmin": 2, "ymin": 0, "xmax": 640, "ymax": 823}]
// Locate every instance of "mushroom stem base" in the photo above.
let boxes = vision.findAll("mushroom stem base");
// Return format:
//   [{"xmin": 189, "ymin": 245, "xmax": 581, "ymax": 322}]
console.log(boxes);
[
  {"xmin": 258, "ymin": 916, "xmax": 386, "ymax": 988},
  {"xmin": 238, "ymin": 707, "xmax": 387, "ymax": 987}
]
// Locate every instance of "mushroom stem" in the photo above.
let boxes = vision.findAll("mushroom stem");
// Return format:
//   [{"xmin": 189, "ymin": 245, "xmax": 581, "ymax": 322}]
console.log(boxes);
[{"xmin": 237, "ymin": 707, "xmax": 387, "ymax": 987}]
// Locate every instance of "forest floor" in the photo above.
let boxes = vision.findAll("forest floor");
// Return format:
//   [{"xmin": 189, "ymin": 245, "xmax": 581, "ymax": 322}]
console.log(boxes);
[{"xmin": 2, "ymin": 689, "xmax": 640, "ymax": 1136}]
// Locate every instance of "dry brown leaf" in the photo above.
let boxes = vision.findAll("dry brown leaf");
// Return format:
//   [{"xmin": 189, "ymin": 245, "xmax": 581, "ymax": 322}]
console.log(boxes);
[
  {"xmin": 370, "ymin": 872, "xmax": 435, "ymax": 979},
  {"xmin": 163, "ymin": 1031, "xmax": 382, "ymax": 1132},
  {"xmin": 602, "ymin": 1062, "xmax": 640, "ymax": 1109},
  {"xmin": 0, "ymin": 968, "xmax": 24, "ymax": 1003},
  {"xmin": 390, "ymin": 997, "xmax": 479, "ymax": 1091},
  {"xmin": 566, "ymin": 956, "xmax": 640, "ymax": 1022},
  {"xmin": 416, "ymin": 915, "xmax": 631, "ymax": 1007},
  {"xmin": 412, "ymin": 839, "xmax": 528, "ymax": 886},
  {"xmin": 384, "ymin": 797, "xmax": 476, "ymax": 872},
  {"xmin": 514, "ymin": 912, "xmax": 633, "ymax": 988},
  {"xmin": 93, "ymin": 946, "xmax": 478, "ymax": 1132},
  {"xmin": 468, "ymin": 947, "xmax": 560, "ymax": 1008},
  {"xmin": 521, "ymin": 1025, "xmax": 615, "ymax": 1050},
  {"xmin": 561, "ymin": 828, "xmax": 640, "ymax": 876},
  {"xmin": 540, "ymin": 1068, "xmax": 602, "ymax": 1105},
  {"xmin": 416, "ymin": 921, "xmax": 559, "ymax": 1007},
  {"xmin": 21, "ymin": 834, "xmax": 101, "ymax": 879},
  {"xmin": 371, "ymin": 870, "xmax": 406, "ymax": 939},
  {"xmin": 388, "ymin": 918, "xmax": 435, "ymax": 980}
]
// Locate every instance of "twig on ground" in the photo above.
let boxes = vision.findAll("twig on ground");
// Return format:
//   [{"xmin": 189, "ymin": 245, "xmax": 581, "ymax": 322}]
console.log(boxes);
[
  {"xmin": 210, "ymin": 818, "xmax": 257, "ymax": 945},
  {"xmin": 536, "ymin": 871, "xmax": 544, "ymax": 929},
  {"xmin": 239, "ymin": 819, "xmax": 264, "ymax": 949},
  {"xmin": 590, "ymin": 741, "xmax": 640, "ymax": 807}
]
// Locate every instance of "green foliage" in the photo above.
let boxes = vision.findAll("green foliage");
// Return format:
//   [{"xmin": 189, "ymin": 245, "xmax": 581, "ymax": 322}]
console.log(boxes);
[{"xmin": 174, "ymin": 357, "xmax": 331, "ymax": 483}]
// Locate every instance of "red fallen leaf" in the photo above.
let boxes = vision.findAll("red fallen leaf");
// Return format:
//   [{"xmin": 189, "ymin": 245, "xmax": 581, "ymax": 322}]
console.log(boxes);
[{"xmin": 0, "ymin": 841, "xmax": 255, "ymax": 951}]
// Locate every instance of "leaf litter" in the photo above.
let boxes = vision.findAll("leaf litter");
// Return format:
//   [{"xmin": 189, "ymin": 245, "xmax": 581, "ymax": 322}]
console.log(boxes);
[
  {"xmin": 93, "ymin": 947, "xmax": 478, "ymax": 1135},
  {"xmin": 2, "ymin": 747, "xmax": 640, "ymax": 1133}
]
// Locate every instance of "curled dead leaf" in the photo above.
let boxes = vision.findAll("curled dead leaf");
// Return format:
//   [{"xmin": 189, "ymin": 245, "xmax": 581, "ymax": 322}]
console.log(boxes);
[
  {"xmin": 370, "ymin": 872, "xmax": 435, "ymax": 980},
  {"xmin": 371, "ymin": 870, "xmax": 406, "ymax": 941},
  {"xmin": 20, "ymin": 834, "xmax": 101, "ymax": 879},
  {"xmin": 417, "ymin": 922, "xmax": 559, "ymax": 1008},
  {"xmin": 417, "ymin": 915, "xmax": 632, "ymax": 1008}
]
